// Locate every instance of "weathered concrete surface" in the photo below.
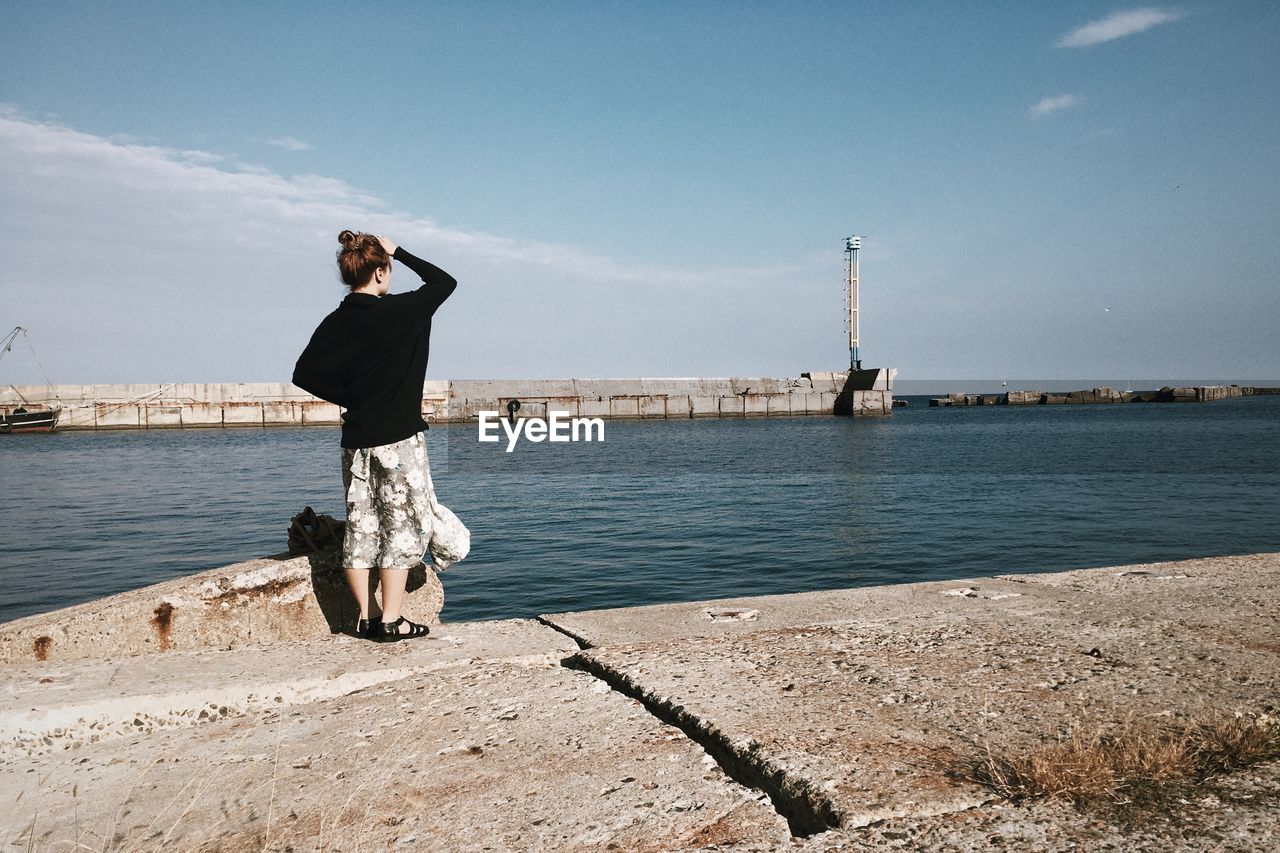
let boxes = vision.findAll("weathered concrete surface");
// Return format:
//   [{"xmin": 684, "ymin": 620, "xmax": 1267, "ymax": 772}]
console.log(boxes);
[
  {"xmin": 545, "ymin": 553, "xmax": 1280, "ymax": 845},
  {"xmin": 0, "ymin": 552, "xmax": 444, "ymax": 665},
  {"xmin": 541, "ymin": 553, "xmax": 1280, "ymax": 649},
  {"xmin": 2, "ymin": 553, "xmax": 1276, "ymax": 850},
  {"xmin": 1, "ymin": 621, "xmax": 788, "ymax": 851},
  {"xmin": 796, "ymin": 762, "xmax": 1280, "ymax": 851}
]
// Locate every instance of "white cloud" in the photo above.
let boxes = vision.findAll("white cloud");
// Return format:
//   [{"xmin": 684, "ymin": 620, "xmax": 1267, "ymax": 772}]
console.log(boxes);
[
  {"xmin": 0, "ymin": 107, "xmax": 743, "ymax": 285},
  {"xmin": 1057, "ymin": 7, "xmax": 1184, "ymax": 48},
  {"xmin": 265, "ymin": 136, "xmax": 313, "ymax": 151},
  {"xmin": 1030, "ymin": 94, "xmax": 1083, "ymax": 118},
  {"xmin": 0, "ymin": 108, "xmax": 835, "ymax": 382}
]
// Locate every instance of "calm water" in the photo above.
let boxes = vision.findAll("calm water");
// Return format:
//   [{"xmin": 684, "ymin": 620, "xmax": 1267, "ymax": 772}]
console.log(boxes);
[{"xmin": 2, "ymin": 396, "xmax": 1278, "ymax": 624}]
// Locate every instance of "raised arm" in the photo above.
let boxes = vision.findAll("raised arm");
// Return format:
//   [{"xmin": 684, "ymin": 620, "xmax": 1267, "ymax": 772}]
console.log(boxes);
[{"xmin": 384, "ymin": 239, "xmax": 457, "ymax": 315}]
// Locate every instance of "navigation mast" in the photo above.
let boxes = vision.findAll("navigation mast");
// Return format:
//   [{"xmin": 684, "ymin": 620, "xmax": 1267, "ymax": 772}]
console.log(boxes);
[{"xmin": 844, "ymin": 236, "xmax": 861, "ymax": 370}]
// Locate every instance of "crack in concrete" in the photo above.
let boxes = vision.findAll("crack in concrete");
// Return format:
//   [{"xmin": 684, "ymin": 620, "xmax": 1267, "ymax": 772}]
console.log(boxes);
[
  {"xmin": 537, "ymin": 614, "xmax": 842, "ymax": 836},
  {"xmin": 559, "ymin": 649, "xmax": 843, "ymax": 838},
  {"xmin": 534, "ymin": 616, "xmax": 593, "ymax": 650}
]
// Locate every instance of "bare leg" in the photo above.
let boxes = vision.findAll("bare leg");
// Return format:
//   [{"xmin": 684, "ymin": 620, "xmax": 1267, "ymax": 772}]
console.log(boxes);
[
  {"xmin": 379, "ymin": 567, "xmax": 411, "ymax": 627},
  {"xmin": 344, "ymin": 568, "xmax": 377, "ymax": 620}
]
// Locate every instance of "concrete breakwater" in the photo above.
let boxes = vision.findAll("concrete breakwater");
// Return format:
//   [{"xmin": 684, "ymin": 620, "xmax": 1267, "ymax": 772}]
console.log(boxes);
[
  {"xmin": 2, "ymin": 551, "xmax": 1277, "ymax": 850},
  {"xmin": 1, "ymin": 368, "xmax": 895, "ymax": 431},
  {"xmin": 0, "ymin": 551, "xmax": 445, "ymax": 666},
  {"xmin": 928, "ymin": 384, "xmax": 1266, "ymax": 407}
]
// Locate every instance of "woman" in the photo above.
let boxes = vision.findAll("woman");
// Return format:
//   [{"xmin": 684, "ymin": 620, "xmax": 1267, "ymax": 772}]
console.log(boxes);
[{"xmin": 293, "ymin": 231, "xmax": 457, "ymax": 641}]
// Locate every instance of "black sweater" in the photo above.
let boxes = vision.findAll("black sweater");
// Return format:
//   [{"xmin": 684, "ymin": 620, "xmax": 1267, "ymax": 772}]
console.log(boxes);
[{"xmin": 292, "ymin": 247, "xmax": 457, "ymax": 449}]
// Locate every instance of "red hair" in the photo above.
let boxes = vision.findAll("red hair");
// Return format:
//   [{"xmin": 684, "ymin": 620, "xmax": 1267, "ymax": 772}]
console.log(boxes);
[{"xmin": 336, "ymin": 230, "xmax": 390, "ymax": 288}]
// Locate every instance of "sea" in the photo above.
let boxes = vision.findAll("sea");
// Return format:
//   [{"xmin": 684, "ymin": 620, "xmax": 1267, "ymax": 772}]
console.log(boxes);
[{"xmin": 2, "ymin": 393, "xmax": 1278, "ymax": 624}]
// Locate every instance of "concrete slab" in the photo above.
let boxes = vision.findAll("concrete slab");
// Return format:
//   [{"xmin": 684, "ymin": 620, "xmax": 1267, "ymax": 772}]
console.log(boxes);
[
  {"xmin": 144, "ymin": 405, "xmax": 183, "ymax": 428},
  {"xmin": 999, "ymin": 553, "xmax": 1280, "ymax": 656},
  {"xmin": 0, "ymin": 620, "xmax": 570, "ymax": 762},
  {"xmin": 638, "ymin": 395, "xmax": 667, "ymax": 418},
  {"xmin": 578, "ymin": 397, "xmax": 611, "ymax": 419},
  {"xmin": 541, "ymin": 553, "xmax": 1280, "ymax": 649},
  {"xmin": 300, "ymin": 400, "xmax": 341, "ymax": 425},
  {"xmin": 570, "ymin": 611, "xmax": 1275, "ymax": 834},
  {"xmin": 540, "ymin": 574, "xmax": 1062, "ymax": 648},
  {"xmin": 182, "ymin": 402, "xmax": 225, "ymax": 426},
  {"xmin": 665, "ymin": 395, "xmax": 692, "ymax": 418},
  {"xmin": 767, "ymin": 394, "xmax": 793, "ymax": 416},
  {"xmin": 797, "ymin": 761, "xmax": 1280, "ymax": 851},
  {"xmin": 452, "ymin": 395, "xmax": 499, "ymax": 420},
  {"xmin": 550, "ymin": 554, "xmax": 1280, "ymax": 837},
  {"xmin": 719, "ymin": 396, "xmax": 744, "ymax": 416},
  {"xmin": 689, "ymin": 395, "xmax": 719, "ymax": 417},
  {"xmin": 610, "ymin": 397, "xmax": 640, "ymax": 418},
  {"xmin": 262, "ymin": 401, "xmax": 303, "ymax": 424},
  {"xmin": 1, "ymin": 621, "xmax": 789, "ymax": 851},
  {"xmin": 57, "ymin": 404, "xmax": 96, "ymax": 429},
  {"xmin": 743, "ymin": 394, "xmax": 771, "ymax": 416},
  {"xmin": 95, "ymin": 403, "xmax": 141, "ymax": 428},
  {"xmin": 222, "ymin": 401, "xmax": 264, "ymax": 425},
  {"xmin": 543, "ymin": 396, "xmax": 582, "ymax": 418}
]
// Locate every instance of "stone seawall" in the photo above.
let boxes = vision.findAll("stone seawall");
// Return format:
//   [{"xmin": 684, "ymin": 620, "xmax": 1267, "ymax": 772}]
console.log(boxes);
[
  {"xmin": 0, "ymin": 369, "xmax": 896, "ymax": 430},
  {"xmin": 929, "ymin": 384, "xmax": 1265, "ymax": 407}
]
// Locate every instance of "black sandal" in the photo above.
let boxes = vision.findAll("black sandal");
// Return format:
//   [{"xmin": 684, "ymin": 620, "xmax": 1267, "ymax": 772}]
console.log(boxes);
[
  {"xmin": 356, "ymin": 616, "xmax": 382, "ymax": 640},
  {"xmin": 376, "ymin": 616, "xmax": 430, "ymax": 642}
]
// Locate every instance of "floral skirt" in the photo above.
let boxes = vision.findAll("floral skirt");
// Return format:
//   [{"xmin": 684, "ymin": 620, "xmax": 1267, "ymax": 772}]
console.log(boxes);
[{"xmin": 341, "ymin": 432, "xmax": 433, "ymax": 570}]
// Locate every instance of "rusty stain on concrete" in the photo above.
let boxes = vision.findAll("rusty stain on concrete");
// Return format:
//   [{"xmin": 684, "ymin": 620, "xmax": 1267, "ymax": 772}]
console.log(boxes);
[
  {"xmin": 0, "ymin": 553, "xmax": 444, "ymax": 664},
  {"xmin": 151, "ymin": 601, "xmax": 174, "ymax": 650}
]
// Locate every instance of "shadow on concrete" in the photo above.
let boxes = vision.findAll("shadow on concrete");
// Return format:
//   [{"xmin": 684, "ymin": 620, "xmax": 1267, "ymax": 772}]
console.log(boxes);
[
  {"xmin": 301, "ymin": 551, "xmax": 353, "ymax": 636},
  {"xmin": 834, "ymin": 369, "xmax": 889, "ymax": 415}
]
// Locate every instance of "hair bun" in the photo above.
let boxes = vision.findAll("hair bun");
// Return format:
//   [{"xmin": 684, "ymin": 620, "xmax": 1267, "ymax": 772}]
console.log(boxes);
[{"xmin": 335, "ymin": 230, "xmax": 389, "ymax": 288}]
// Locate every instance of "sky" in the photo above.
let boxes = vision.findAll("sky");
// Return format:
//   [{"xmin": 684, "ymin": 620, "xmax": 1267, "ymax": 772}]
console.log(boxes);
[{"xmin": 1, "ymin": 1, "xmax": 1277, "ymax": 384}]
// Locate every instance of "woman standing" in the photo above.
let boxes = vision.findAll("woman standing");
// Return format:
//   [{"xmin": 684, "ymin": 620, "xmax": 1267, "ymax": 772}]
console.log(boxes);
[{"xmin": 293, "ymin": 231, "xmax": 457, "ymax": 641}]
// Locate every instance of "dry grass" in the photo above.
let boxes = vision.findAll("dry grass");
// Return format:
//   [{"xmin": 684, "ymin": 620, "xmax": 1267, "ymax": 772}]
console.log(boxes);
[{"xmin": 958, "ymin": 710, "xmax": 1280, "ymax": 805}]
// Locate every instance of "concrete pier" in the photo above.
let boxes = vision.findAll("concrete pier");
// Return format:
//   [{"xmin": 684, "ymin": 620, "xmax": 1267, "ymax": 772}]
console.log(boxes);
[
  {"xmin": 2, "ymin": 551, "xmax": 1276, "ymax": 850},
  {"xmin": 0, "ymin": 369, "xmax": 896, "ymax": 431}
]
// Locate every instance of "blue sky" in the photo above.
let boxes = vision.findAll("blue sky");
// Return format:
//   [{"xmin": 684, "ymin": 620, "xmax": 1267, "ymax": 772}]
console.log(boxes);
[{"xmin": 1, "ymin": 1, "xmax": 1277, "ymax": 383}]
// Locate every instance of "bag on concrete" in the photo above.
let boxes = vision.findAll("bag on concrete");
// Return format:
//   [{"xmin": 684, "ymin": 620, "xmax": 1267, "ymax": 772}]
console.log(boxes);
[{"xmin": 287, "ymin": 506, "xmax": 346, "ymax": 555}]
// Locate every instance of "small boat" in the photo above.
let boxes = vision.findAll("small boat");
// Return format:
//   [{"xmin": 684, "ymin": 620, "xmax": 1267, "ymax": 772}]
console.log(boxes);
[
  {"xmin": 1, "ymin": 326, "xmax": 61, "ymax": 435},
  {"xmin": 0, "ymin": 405, "xmax": 60, "ymax": 434}
]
